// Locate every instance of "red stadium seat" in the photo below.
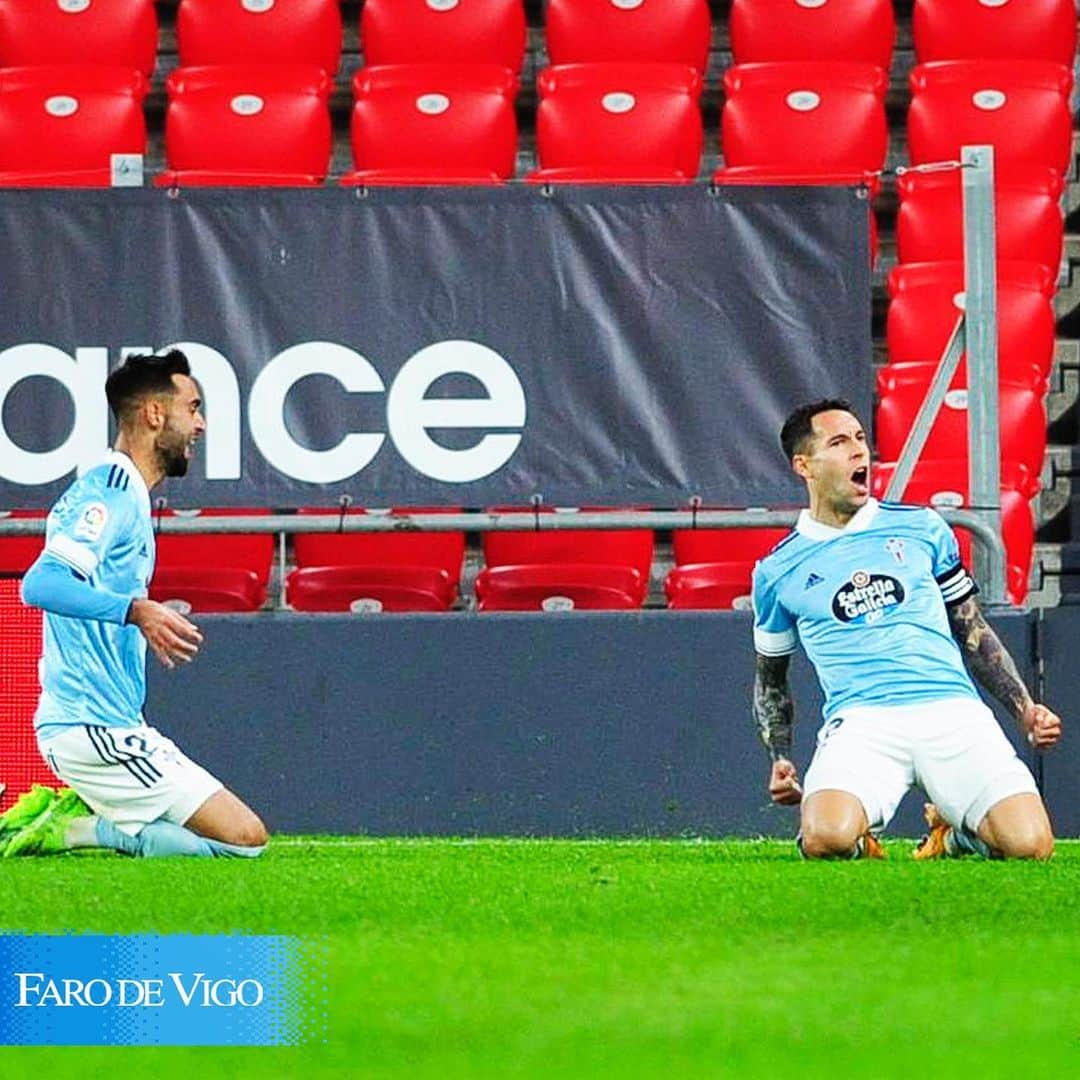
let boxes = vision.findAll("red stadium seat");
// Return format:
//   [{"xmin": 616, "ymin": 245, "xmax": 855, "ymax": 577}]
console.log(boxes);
[
  {"xmin": 872, "ymin": 461, "xmax": 1035, "ymax": 605},
  {"xmin": 177, "ymin": 0, "xmax": 342, "ymax": 75},
  {"xmin": 287, "ymin": 507, "xmax": 465, "ymax": 612},
  {"xmin": 530, "ymin": 63, "xmax": 703, "ymax": 183},
  {"xmin": 342, "ymin": 64, "xmax": 517, "ymax": 185},
  {"xmin": 907, "ymin": 61, "xmax": 1074, "ymax": 179},
  {"xmin": 877, "ymin": 358, "xmax": 1046, "ymax": 401},
  {"xmin": 150, "ymin": 509, "xmax": 274, "ymax": 613},
  {"xmin": 0, "ymin": 66, "xmax": 147, "ymax": 187},
  {"xmin": 475, "ymin": 508, "xmax": 654, "ymax": 611},
  {"xmin": 361, "ymin": 0, "xmax": 526, "ymax": 75},
  {"xmin": 665, "ymin": 524, "xmax": 791, "ymax": 609},
  {"xmin": 886, "ymin": 260, "xmax": 1057, "ymax": 383},
  {"xmin": 720, "ymin": 63, "xmax": 888, "ymax": 175},
  {"xmin": 913, "ymin": 0, "xmax": 1077, "ymax": 67},
  {"xmin": 0, "ymin": 510, "xmax": 44, "ymax": 573},
  {"xmin": 545, "ymin": 0, "xmax": 712, "ymax": 74},
  {"xmin": 876, "ymin": 372, "xmax": 1047, "ymax": 480},
  {"xmin": 730, "ymin": 0, "xmax": 894, "ymax": 70},
  {"xmin": 896, "ymin": 166, "xmax": 1064, "ymax": 278},
  {"xmin": 0, "ymin": 0, "xmax": 157, "ymax": 76},
  {"xmin": 155, "ymin": 65, "xmax": 332, "ymax": 187}
]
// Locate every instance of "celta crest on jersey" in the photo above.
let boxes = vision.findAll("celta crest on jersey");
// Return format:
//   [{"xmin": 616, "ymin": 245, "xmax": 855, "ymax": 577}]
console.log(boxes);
[{"xmin": 885, "ymin": 537, "xmax": 906, "ymax": 564}]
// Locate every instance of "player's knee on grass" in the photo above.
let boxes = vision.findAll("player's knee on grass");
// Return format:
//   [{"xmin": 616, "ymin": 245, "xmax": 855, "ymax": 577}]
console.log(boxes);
[
  {"xmin": 234, "ymin": 817, "xmax": 269, "ymax": 848},
  {"xmin": 184, "ymin": 789, "xmax": 269, "ymax": 848},
  {"xmin": 216, "ymin": 808, "xmax": 268, "ymax": 848},
  {"xmin": 993, "ymin": 822, "xmax": 1054, "ymax": 861},
  {"xmin": 799, "ymin": 791, "xmax": 868, "ymax": 859},
  {"xmin": 978, "ymin": 793, "xmax": 1054, "ymax": 861},
  {"xmin": 799, "ymin": 821, "xmax": 863, "ymax": 859}
]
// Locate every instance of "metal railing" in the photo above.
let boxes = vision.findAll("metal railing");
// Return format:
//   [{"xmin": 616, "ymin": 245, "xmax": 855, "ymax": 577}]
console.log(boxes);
[{"xmin": 0, "ymin": 507, "xmax": 1009, "ymax": 606}]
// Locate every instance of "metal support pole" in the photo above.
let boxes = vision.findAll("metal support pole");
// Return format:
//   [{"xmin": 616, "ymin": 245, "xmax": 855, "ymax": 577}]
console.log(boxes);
[
  {"xmin": 883, "ymin": 314, "xmax": 965, "ymax": 502},
  {"xmin": 962, "ymin": 145, "xmax": 1004, "ymax": 605}
]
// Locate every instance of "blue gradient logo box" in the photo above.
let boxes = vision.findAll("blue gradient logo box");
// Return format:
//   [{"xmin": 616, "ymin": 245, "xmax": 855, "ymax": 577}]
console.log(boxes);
[{"xmin": 0, "ymin": 934, "xmax": 327, "ymax": 1045}]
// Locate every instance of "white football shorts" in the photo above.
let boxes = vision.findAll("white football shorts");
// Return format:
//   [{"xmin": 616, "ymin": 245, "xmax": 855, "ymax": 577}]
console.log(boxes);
[
  {"xmin": 801, "ymin": 696, "xmax": 1039, "ymax": 833},
  {"xmin": 39, "ymin": 722, "xmax": 223, "ymax": 836}
]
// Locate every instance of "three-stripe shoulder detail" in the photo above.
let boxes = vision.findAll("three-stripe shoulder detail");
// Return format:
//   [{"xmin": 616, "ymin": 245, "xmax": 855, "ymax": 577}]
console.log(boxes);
[{"xmin": 105, "ymin": 464, "xmax": 130, "ymax": 492}]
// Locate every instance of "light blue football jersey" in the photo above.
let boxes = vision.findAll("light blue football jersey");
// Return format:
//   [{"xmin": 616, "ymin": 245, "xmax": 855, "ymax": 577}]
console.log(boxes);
[
  {"xmin": 32, "ymin": 451, "xmax": 155, "ymax": 731},
  {"xmin": 752, "ymin": 498, "xmax": 978, "ymax": 722}
]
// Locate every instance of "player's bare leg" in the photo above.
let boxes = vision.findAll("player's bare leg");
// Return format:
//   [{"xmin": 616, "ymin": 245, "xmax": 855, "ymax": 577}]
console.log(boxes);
[
  {"xmin": 916, "ymin": 796, "xmax": 1053, "ymax": 860},
  {"xmin": 185, "ymin": 789, "xmax": 268, "ymax": 848},
  {"xmin": 799, "ymin": 790, "xmax": 882, "ymax": 859},
  {"xmin": 977, "ymin": 793, "xmax": 1053, "ymax": 860}
]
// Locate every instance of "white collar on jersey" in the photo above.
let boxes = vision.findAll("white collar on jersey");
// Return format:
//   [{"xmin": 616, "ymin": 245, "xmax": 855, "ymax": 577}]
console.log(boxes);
[
  {"xmin": 796, "ymin": 497, "xmax": 880, "ymax": 541},
  {"xmin": 103, "ymin": 449, "xmax": 151, "ymax": 513}
]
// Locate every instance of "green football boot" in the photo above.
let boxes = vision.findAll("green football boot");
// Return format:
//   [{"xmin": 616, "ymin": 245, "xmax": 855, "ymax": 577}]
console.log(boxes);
[
  {"xmin": 0, "ymin": 784, "xmax": 58, "ymax": 842},
  {"xmin": 3, "ymin": 788, "xmax": 92, "ymax": 858}
]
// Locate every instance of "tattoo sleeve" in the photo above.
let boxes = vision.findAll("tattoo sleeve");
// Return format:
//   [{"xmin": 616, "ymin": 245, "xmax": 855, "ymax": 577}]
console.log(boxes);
[
  {"xmin": 947, "ymin": 597, "xmax": 1033, "ymax": 722},
  {"xmin": 753, "ymin": 653, "xmax": 794, "ymax": 760}
]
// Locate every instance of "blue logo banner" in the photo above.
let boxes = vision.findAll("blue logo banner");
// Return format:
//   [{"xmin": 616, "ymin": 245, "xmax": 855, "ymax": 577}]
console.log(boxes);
[{"xmin": 0, "ymin": 934, "xmax": 326, "ymax": 1045}]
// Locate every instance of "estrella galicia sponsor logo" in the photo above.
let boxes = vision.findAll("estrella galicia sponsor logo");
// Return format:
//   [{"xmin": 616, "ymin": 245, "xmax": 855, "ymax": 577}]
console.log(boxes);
[{"xmin": 831, "ymin": 569, "xmax": 905, "ymax": 624}]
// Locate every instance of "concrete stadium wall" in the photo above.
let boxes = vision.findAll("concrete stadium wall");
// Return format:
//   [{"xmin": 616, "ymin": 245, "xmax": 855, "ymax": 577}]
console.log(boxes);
[{"xmin": 147, "ymin": 609, "xmax": 1078, "ymax": 839}]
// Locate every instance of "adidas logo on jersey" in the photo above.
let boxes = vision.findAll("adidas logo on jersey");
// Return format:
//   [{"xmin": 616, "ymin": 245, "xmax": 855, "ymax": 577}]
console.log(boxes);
[{"xmin": 804, "ymin": 572, "xmax": 825, "ymax": 590}]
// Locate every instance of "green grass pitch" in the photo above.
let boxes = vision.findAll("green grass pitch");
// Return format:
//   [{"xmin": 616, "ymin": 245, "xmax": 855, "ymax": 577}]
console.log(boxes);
[{"xmin": 2, "ymin": 837, "xmax": 1079, "ymax": 1078}]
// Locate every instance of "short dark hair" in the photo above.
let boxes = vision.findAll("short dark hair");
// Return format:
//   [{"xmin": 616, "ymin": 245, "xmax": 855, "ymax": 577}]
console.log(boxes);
[
  {"xmin": 105, "ymin": 349, "xmax": 191, "ymax": 425},
  {"xmin": 780, "ymin": 398, "xmax": 857, "ymax": 462}
]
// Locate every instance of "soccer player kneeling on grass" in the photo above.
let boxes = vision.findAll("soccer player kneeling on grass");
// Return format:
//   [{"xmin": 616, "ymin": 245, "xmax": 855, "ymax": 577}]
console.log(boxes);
[
  {"xmin": 7, "ymin": 350, "xmax": 268, "ymax": 859},
  {"xmin": 751, "ymin": 399, "xmax": 1061, "ymax": 861}
]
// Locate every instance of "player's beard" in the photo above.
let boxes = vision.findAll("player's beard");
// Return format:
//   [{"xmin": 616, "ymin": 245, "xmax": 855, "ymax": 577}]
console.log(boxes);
[{"xmin": 156, "ymin": 420, "xmax": 191, "ymax": 478}]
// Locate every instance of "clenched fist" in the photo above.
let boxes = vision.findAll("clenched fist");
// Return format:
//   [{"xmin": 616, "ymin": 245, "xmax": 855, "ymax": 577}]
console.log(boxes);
[
  {"xmin": 1022, "ymin": 702, "xmax": 1062, "ymax": 750},
  {"xmin": 769, "ymin": 757, "xmax": 803, "ymax": 805}
]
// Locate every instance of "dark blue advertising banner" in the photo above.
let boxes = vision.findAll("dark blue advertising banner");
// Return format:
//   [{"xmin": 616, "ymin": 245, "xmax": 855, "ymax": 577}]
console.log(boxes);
[{"xmin": 0, "ymin": 185, "xmax": 871, "ymax": 508}]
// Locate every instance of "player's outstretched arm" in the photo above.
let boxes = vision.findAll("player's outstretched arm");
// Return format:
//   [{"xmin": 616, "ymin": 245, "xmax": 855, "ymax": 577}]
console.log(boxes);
[
  {"xmin": 947, "ymin": 596, "xmax": 1062, "ymax": 749},
  {"xmin": 127, "ymin": 598, "xmax": 203, "ymax": 670},
  {"xmin": 754, "ymin": 653, "xmax": 803, "ymax": 803},
  {"xmin": 22, "ymin": 552, "xmax": 133, "ymax": 626}
]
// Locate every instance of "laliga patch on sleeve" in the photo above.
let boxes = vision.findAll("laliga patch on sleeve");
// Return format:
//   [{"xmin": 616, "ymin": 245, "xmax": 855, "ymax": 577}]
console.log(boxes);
[{"xmin": 73, "ymin": 502, "xmax": 109, "ymax": 542}]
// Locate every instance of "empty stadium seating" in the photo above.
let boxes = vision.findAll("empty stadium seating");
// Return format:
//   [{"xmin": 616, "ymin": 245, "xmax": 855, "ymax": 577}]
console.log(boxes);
[
  {"xmin": 545, "ymin": 0, "xmax": 712, "ymax": 73},
  {"xmin": 912, "ymin": 0, "xmax": 1077, "ymax": 67},
  {"xmin": 155, "ymin": 65, "xmax": 333, "ymax": 187},
  {"xmin": 907, "ymin": 61, "xmax": 1074, "ymax": 179},
  {"xmin": 531, "ymin": 62, "xmax": 703, "ymax": 182},
  {"xmin": 361, "ymin": 0, "xmax": 526, "ymax": 74},
  {"xmin": 0, "ymin": 66, "xmax": 147, "ymax": 186},
  {"xmin": 876, "ymin": 372, "xmax": 1047, "ymax": 480},
  {"xmin": 342, "ymin": 64, "xmax": 517, "ymax": 185},
  {"xmin": 665, "ymin": 524, "xmax": 791, "ymax": 609},
  {"xmin": 730, "ymin": 0, "xmax": 894, "ymax": 69},
  {"xmin": 886, "ymin": 261, "xmax": 1058, "ymax": 382},
  {"xmin": 0, "ymin": 0, "xmax": 157, "ymax": 75},
  {"xmin": 872, "ymin": 461, "xmax": 1035, "ymax": 605},
  {"xmin": 177, "ymin": 0, "xmax": 342, "ymax": 75},
  {"xmin": 475, "ymin": 509, "xmax": 654, "ymax": 610},
  {"xmin": 0, "ymin": 511, "xmax": 44, "ymax": 574},
  {"xmin": 719, "ymin": 62, "xmax": 888, "ymax": 176},
  {"xmin": 896, "ymin": 166, "xmax": 1064, "ymax": 278},
  {"xmin": 287, "ymin": 507, "xmax": 465, "ymax": 612},
  {"xmin": 150, "ymin": 508, "xmax": 274, "ymax": 612}
]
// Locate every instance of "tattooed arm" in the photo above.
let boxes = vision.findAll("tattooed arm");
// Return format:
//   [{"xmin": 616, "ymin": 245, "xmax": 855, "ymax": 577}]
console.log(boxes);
[
  {"xmin": 753, "ymin": 653, "xmax": 794, "ymax": 759},
  {"xmin": 947, "ymin": 596, "xmax": 1062, "ymax": 748},
  {"xmin": 754, "ymin": 653, "xmax": 803, "ymax": 804}
]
